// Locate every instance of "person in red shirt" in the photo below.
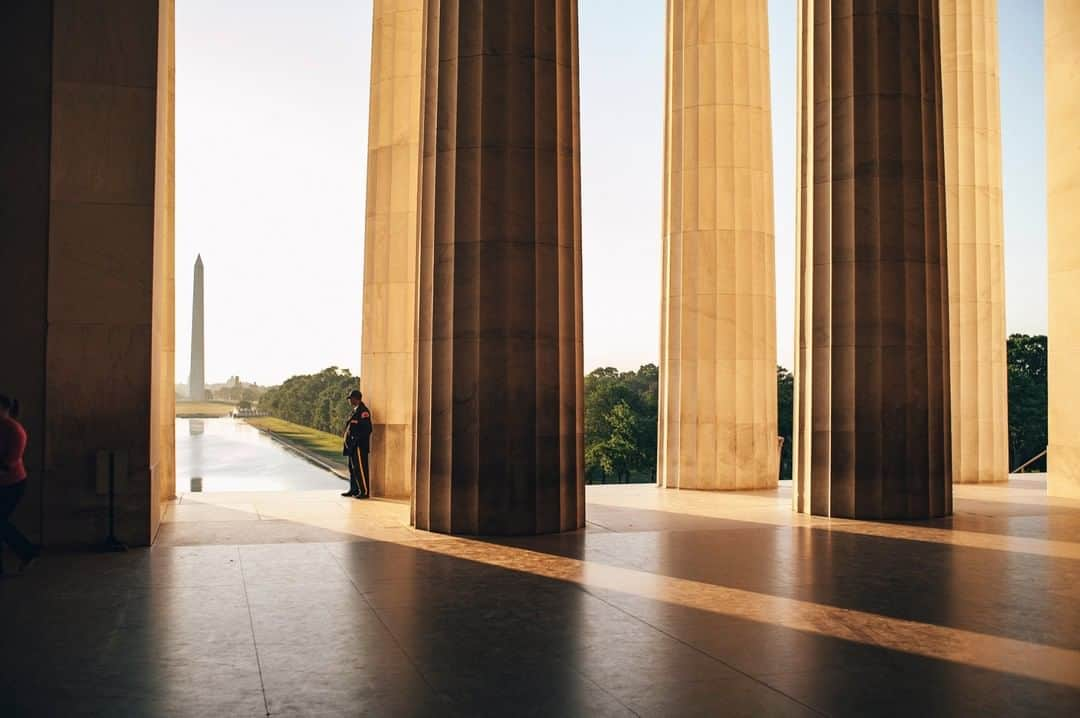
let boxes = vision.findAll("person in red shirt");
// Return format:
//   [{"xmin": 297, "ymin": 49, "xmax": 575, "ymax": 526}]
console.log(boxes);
[{"xmin": 0, "ymin": 394, "xmax": 38, "ymax": 574}]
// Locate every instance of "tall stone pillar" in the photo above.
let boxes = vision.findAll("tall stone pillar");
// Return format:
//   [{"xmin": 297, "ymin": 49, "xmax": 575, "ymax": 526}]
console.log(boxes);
[
  {"xmin": 151, "ymin": 0, "xmax": 177, "ymax": 514},
  {"xmin": 412, "ymin": 0, "xmax": 585, "ymax": 535},
  {"xmin": 793, "ymin": 0, "xmax": 952, "ymax": 519},
  {"xmin": 659, "ymin": 0, "xmax": 778, "ymax": 491},
  {"xmin": 939, "ymin": 0, "xmax": 1008, "ymax": 484},
  {"xmin": 0, "ymin": 0, "xmax": 174, "ymax": 545},
  {"xmin": 360, "ymin": 0, "xmax": 424, "ymax": 500},
  {"xmin": 1047, "ymin": 0, "xmax": 1080, "ymax": 499}
]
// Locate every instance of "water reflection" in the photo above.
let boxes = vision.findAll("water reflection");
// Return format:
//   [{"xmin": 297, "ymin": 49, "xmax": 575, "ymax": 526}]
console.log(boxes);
[{"xmin": 175, "ymin": 417, "xmax": 344, "ymax": 492}]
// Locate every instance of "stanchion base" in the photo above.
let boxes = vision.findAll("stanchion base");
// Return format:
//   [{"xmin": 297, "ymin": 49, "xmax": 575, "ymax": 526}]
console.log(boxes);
[{"xmin": 96, "ymin": 537, "xmax": 128, "ymax": 553}]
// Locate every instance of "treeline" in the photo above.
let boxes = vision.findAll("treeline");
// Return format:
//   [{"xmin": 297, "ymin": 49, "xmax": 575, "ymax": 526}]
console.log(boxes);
[
  {"xmin": 257, "ymin": 367, "xmax": 358, "ymax": 435},
  {"xmin": 770, "ymin": 335, "xmax": 1048, "ymax": 477},
  {"xmin": 584, "ymin": 364, "xmax": 794, "ymax": 484},
  {"xmin": 585, "ymin": 365, "xmax": 659, "ymax": 483},
  {"xmin": 582, "ymin": 335, "xmax": 1047, "ymax": 482},
  {"xmin": 1007, "ymin": 334, "xmax": 1047, "ymax": 471},
  {"xmin": 257, "ymin": 334, "xmax": 1048, "ymax": 480}
]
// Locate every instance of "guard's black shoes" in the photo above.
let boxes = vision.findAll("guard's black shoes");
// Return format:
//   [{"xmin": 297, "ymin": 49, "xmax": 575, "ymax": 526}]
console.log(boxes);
[
  {"xmin": 341, "ymin": 491, "xmax": 357, "ymax": 497},
  {"xmin": 355, "ymin": 493, "xmax": 369, "ymax": 500}
]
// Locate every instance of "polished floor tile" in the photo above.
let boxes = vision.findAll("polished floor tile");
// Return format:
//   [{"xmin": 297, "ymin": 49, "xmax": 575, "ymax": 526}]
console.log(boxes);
[{"xmin": 1, "ymin": 477, "xmax": 1079, "ymax": 716}]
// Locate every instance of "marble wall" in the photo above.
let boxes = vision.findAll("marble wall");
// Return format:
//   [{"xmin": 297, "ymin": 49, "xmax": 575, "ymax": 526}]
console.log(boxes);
[
  {"xmin": 2, "ymin": 0, "xmax": 172, "ymax": 546},
  {"xmin": 0, "ymin": 2, "xmax": 53, "ymax": 545}
]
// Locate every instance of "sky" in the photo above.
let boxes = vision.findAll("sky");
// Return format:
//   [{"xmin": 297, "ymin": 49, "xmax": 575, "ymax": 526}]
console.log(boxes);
[{"xmin": 176, "ymin": 0, "xmax": 1046, "ymax": 388}]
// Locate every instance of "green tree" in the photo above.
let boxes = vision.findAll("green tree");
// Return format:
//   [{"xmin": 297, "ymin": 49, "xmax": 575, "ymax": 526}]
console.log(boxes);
[
  {"xmin": 258, "ymin": 367, "xmax": 359, "ymax": 435},
  {"xmin": 584, "ymin": 365, "xmax": 658, "ymax": 484},
  {"xmin": 1007, "ymin": 334, "xmax": 1047, "ymax": 471},
  {"xmin": 586, "ymin": 401, "xmax": 646, "ymax": 483}
]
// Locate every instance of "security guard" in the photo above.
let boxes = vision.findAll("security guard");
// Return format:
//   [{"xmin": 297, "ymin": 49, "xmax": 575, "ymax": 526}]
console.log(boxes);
[{"xmin": 341, "ymin": 389, "xmax": 373, "ymax": 498}]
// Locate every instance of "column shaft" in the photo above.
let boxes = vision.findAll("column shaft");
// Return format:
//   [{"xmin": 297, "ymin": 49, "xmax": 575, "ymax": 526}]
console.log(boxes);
[
  {"xmin": 361, "ymin": 0, "xmax": 424, "ymax": 499},
  {"xmin": 940, "ymin": 0, "xmax": 1008, "ymax": 483},
  {"xmin": 659, "ymin": 0, "xmax": 778, "ymax": 491},
  {"xmin": 0, "ymin": 0, "xmax": 172, "ymax": 545},
  {"xmin": 1047, "ymin": 0, "xmax": 1080, "ymax": 498},
  {"xmin": 151, "ymin": 0, "xmax": 177, "ymax": 518},
  {"xmin": 412, "ymin": 0, "xmax": 585, "ymax": 535},
  {"xmin": 794, "ymin": 0, "xmax": 953, "ymax": 519}
]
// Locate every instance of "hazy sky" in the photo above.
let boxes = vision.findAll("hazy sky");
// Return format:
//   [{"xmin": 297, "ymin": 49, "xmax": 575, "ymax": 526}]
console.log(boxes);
[{"xmin": 176, "ymin": 1, "xmax": 1046, "ymax": 387}]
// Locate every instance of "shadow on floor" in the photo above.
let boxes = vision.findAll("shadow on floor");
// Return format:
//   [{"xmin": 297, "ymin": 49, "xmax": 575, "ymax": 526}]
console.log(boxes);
[{"xmin": 3, "ymin": 498, "xmax": 1080, "ymax": 717}]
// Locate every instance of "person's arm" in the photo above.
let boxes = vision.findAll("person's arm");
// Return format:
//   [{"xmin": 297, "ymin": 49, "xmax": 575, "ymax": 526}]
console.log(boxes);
[
  {"xmin": 0, "ymin": 425, "xmax": 16, "ymax": 480},
  {"xmin": 344, "ymin": 412, "xmax": 361, "ymax": 444}
]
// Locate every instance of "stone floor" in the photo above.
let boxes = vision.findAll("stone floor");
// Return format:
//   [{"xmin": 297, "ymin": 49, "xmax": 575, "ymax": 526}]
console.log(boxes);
[{"xmin": 2, "ymin": 477, "xmax": 1079, "ymax": 717}]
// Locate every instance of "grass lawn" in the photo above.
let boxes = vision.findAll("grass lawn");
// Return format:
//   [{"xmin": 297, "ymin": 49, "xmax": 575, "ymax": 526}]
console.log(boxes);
[
  {"xmin": 244, "ymin": 416, "xmax": 348, "ymax": 470},
  {"xmin": 176, "ymin": 401, "xmax": 236, "ymax": 418}
]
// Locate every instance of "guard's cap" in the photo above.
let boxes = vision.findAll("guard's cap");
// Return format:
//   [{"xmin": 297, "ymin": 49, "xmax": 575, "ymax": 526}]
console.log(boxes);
[{"xmin": 346, "ymin": 389, "xmax": 362, "ymax": 400}]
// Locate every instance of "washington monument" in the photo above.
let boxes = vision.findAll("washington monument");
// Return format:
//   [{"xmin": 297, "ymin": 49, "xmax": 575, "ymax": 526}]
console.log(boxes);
[{"xmin": 189, "ymin": 254, "xmax": 206, "ymax": 401}]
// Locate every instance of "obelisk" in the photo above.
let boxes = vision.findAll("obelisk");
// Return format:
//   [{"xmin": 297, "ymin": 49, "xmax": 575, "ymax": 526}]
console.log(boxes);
[{"xmin": 189, "ymin": 254, "xmax": 205, "ymax": 401}]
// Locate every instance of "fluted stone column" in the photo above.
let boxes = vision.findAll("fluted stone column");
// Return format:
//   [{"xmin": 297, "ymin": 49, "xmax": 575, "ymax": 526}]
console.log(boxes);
[
  {"xmin": 1047, "ymin": 0, "xmax": 1080, "ymax": 499},
  {"xmin": 151, "ymin": 0, "xmax": 177, "ymax": 511},
  {"xmin": 793, "ymin": 0, "xmax": 952, "ymax": 519},
  {"xmin": 412, "ymin": 0, "xmax": 585, "ymax": 535},
  {"xmin": 940, "ymin": 0, "xmax": 1008, "ymax": 484},
  {"xmin": 659, "ymin": 0, "xmax": 777, "ymax": 491},
  {"xmin": 360, "ymin": 0, "xmax": 423, "ymax": 499}
]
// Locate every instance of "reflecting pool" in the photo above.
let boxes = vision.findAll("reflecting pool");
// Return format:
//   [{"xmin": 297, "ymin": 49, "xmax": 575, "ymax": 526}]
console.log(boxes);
[{"xmin": 175, "ymin": 417, "xmax": 345, "ymax": 492}]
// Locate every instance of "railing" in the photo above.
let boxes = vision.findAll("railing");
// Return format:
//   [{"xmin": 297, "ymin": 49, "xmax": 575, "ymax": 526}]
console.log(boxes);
[
  {"xmin": 778, "ymin": 436, "xmax": 785, "ymax": 482},
  {"xmin": 1011, "ymin": 447, "xmax": 1047, "ymax": 474}
]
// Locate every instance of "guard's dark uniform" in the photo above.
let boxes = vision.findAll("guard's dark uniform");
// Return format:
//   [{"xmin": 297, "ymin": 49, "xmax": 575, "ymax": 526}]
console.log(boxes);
[{"xmin": 343, "ymin": 402, "xmax": 373, "ymax": 497}]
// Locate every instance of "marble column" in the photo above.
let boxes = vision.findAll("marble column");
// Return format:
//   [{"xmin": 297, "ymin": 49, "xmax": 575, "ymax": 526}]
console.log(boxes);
[
  {"xmin": 659, "ymin": 0, "xmax": 778, "ymax": 491},
  {"xmin": 1047, "ymin": 0, "xmax": 1080, "ymax": 499},
  {"xmin": 151, "ymin": 0, "xmax": 177, "ymax": 518},
  {"xmin": 0, "ymin": 0, "xmax": 173, "ymax": 545},
  {"xmin": 939, "ymin": 0, "xmax": 1008, "ymax": 484},
  {"xmin": 412, "ymin": 0, "xmax": 585, "ymax": 535},
  {"xmin": 360, "ymin": 0, "xmax": 423, "ymax": 500},
  {"xmin": 793, "ymin": 0, "xmax": 953, "ymax": 519}
]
